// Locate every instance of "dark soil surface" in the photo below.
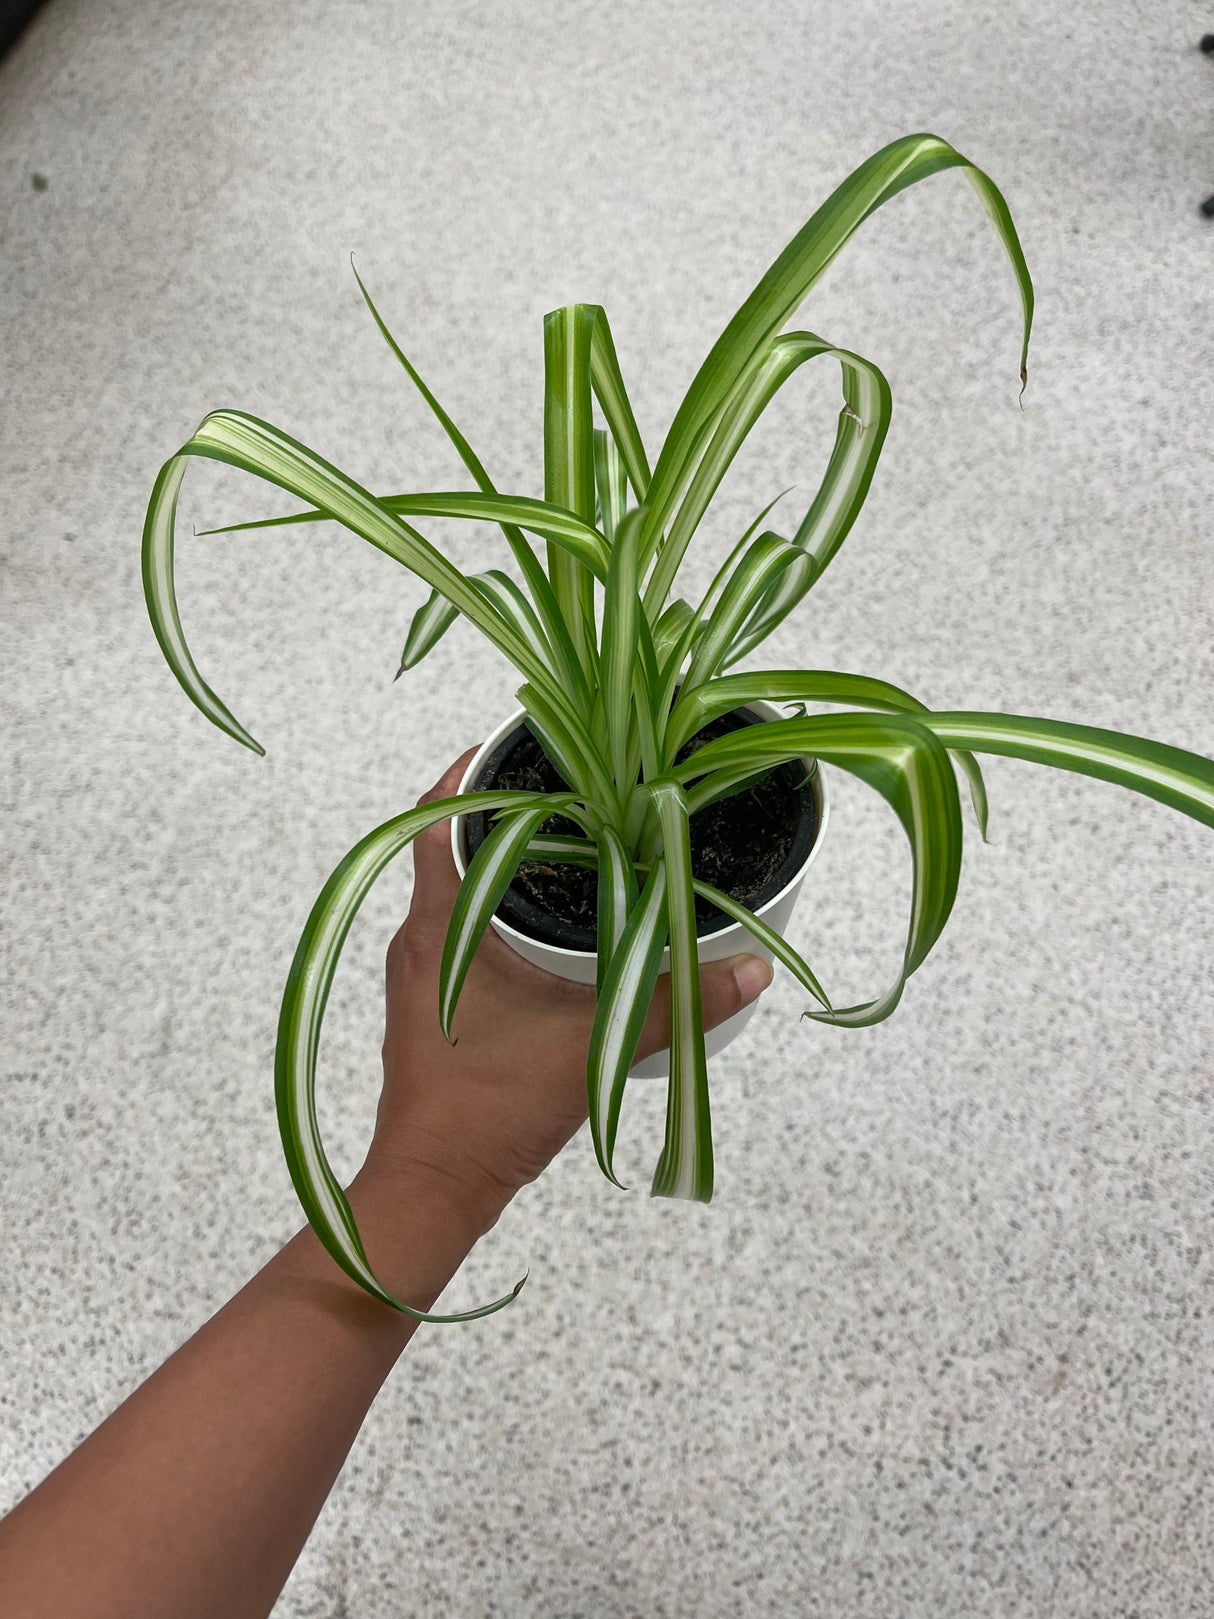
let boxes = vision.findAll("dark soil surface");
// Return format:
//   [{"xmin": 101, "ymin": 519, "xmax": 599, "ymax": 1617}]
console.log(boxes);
[{"xmin": 465, "ymin": 708, "xmax": 817, "ymax": 951}]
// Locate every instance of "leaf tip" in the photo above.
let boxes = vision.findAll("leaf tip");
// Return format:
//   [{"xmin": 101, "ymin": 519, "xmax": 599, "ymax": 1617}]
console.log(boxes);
[{"xmin": 511, "ymin": 1271, "xmax": 529, "ymax": 1299}]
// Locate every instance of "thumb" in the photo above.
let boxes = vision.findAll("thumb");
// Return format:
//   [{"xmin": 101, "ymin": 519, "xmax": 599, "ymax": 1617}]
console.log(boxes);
[
  {"xmin": 700, "ymin": 952, "xmax": 773, "ymax": 1032},
  {"xmin": 636, "ymin": 952, "xmax": 773, "ymax": 1060}
]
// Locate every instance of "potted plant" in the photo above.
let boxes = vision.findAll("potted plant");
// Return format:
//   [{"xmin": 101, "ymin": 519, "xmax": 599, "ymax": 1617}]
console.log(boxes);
[{"xmin": 143, "ymin": 132, "xmax": 1214, "ymax": 1323}]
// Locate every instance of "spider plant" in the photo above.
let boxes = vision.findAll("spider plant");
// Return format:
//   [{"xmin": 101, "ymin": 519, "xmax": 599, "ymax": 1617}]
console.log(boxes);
[{"xmin": 144, "ymin": 133, "xmax": 1214, "ymax": 1323}]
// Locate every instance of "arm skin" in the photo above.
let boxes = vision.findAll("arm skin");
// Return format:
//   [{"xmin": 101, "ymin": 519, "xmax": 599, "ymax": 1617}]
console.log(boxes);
[{"xmin": 0, "ymin": 749, "xmax": 773, "ymax": 1619}]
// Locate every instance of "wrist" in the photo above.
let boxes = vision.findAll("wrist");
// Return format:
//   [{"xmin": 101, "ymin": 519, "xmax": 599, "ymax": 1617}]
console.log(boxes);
[
  {"xmin": 355, "ymin": 1148, "xmax": 509, "ymax": 1247},
  {"xmin": 271, "ymin": 1160, "xmax": 496, "ymax": 1335}
]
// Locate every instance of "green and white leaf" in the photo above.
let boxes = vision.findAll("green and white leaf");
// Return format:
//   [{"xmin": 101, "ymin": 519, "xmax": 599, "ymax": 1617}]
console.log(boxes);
[
  {"xmin": 524, "ymin": 832, "xmax": 601, "ymax": 867},
  {"xmin": 399, "ymin": 563, "xmax": 552, "ymax": 677},
  {"xmin": 397, "ymin": 587, "xmax": 460, "ymax": 675},
  {"xmin": 594, "ymin": 823, "xmax": 639, "ymax": 991},
  {"xmin": 588, "ymin": 306, "xmax": 652, "ymax": 500},
  {"xmin": 667, "ymin": 669, "xmax": 990, "ymax": 835},
  {"xmin": 593, "ymin": 428, "xmax": 628, "ymax": 544},
  {"xmin": 651, "ymin": 492, "xmax": 795, "ymax": 716},
  {"xmin": 645, "ymin": 336, "xmax": 890, "ymax": 613},
  {"xmin": 691, "ymin": 878, "xmax": 831, "ymax": 1011},
  {"xmin": 915, "ymin": 712, "xmax": 1214, "ymax": 830},
  {"xmin": 544, "ymin": 304, "xmax": 600, "ymax": 672},
  {"xmin": 275, "ymin": 790, "xmax": 562, "ymax": 1321},
  {"xmin": 674, "ymin": 713, "xmax": 964, "ymax": 1026},
  {"xmin": 586, "ymin": 862, "xmax": 669, "ymax": 1188},
  {"xmin": 205, "ymin": 492, "xmax": 609, "ymax": 580},
  {"xmin": 653, "ymin": 598, "xmax": 696, "ymax": 675},
  {"xmin": 351, "ymin": 258, "xmax": 587, "ymax": 648},
  {"xmin": 648, "ymin": 780, "xmax": 713, "ymax": 1202},
  {"xmin": 637, "ymin": 131, "xmax": 1033, "ymax": 575},
  {"xmin": 143, "ymin": 455, "xmax": 265, "ymax": 754},
  {"xmin": 472, "ymin": 570, "xmax": 554, "ymax": 670},
  {"xmin": 726, "ymin": 351, "xmax": 893, "ymax": 660},
  {"xmin": 351, "ymin": 260, "xmax": 502, "ymax": 495},
  {"xmin": 600, "ymin": 508, "xmax": 647, "ymax": 786},
  {"xmin": 439, "ymin": 802, "xmax": 568, "ymax": 1039},
  {"xmin": 144, "ymin": 411, "xmax": 564, "ymax": 751},
  {"xmin": 516, "ymin": 680, "xmax": 619, "ymax": 816},
  {"xmin": 680, "ymin": 532, "xmax": 805, "ymax": 696}
]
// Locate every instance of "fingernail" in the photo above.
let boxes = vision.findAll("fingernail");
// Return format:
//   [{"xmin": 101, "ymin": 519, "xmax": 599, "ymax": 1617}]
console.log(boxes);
[{"xmin": 730, "ymin": 953, "xmax": 773, "ymax": 1005}]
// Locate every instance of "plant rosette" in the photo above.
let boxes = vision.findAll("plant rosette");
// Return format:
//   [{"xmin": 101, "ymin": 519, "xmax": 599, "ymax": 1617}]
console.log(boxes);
[
  {"xmin": 143, "ymin": 131, "xmax": 1214, "ymax": 1323},
  {"xmin": 451, "ymin": 700, "xmax": 831, "ymax": 1078}
]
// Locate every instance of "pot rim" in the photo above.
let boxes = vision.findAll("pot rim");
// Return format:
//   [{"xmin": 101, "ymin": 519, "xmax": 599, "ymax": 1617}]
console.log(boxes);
[{"xmin": 450, "ymin": 699, "xmax": 830, "ymax": 963}]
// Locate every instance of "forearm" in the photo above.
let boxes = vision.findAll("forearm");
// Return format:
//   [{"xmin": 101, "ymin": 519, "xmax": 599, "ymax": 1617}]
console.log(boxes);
[{"xmin": 0, "ymin": 1164, "xmax": 492, "ymax": 1619}]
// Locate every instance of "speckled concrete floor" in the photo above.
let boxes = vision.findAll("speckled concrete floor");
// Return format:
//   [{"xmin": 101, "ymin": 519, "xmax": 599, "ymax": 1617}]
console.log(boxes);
[{"xmin": 3, "ymin": 2, "xmax": 1214, "ymax": 1613}]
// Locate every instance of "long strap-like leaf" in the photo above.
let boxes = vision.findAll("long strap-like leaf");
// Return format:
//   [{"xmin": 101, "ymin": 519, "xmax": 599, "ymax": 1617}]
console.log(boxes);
[
  {"xmin": 586, "ymin": 860, "xmax": 668, "ymax": 1188},
  {"xmin": 143, "ymin": 455, "xmax": 265, "ymax": 754},
  {"xmin": 724, "ymin": 351, "xmax": 894, "ymax": 660},
  {"xmin": 517, "ymin": 849, "xmax": 834, "ymax": 1012},
  {"xmin": 691, "ymin": 878, "xmax": 831, "ymax": 1011},
  {"xmin": 650, "ymin": 492, "xmax": 794, "ymax": 723},
  {"xmin": 674, "ymin": 713, "xmax": 964, "ymax": 1027},
  {"xmin": 645, "ymin": 335, "xmax": 891, "ymax": 614},
  {"xmin": 198, "ymin": 490, "xmax": 599, "ymax": 704},
  {"xmin": 144, "ymin": 412, "xmax": 559, "ymax": 751},
  {"xmin": 198, "ymin": 495, "xmax": 608, "ymax": 601},
  {"xmin": 666, "ymin": 669, "xmax": 990, "ymax": 836},
  {"xmin": 680, "ymin": 532, "xmax": 806, "ymax": 696},
  {"xmin": 438, "ymin": 803, "xmax": 565, "ymax": 1038},
  {"xmin": 593, "ymin": 428, "xmax": 628, "ymax": 544},
  {"xmin": 352, "ymin": 264, "xmax": 589, "ymax": 670},
  {"xmin": 276, "ymin": 789, "xmax": 571, "ymax": 1320},
  {"xmin": 544, "ymin": 305, "xmax": 600, "ymax": 674},
  {"xmin": 594, "ymin": 823, "xmax": 639, "ymax": 992},
  {"xmin": 640, "ymin": 132, "xmax": 1033, "ymax": 572},
  {"xmin": 914, "ymin": 712, "xmax": 1214, "ymax": 830},
  {"xmin": 399, "ymin": 568, "xmax": 554, "ymax": 678},
  {"xmin": 648, "ymin": 780, "xmax": 713, "ymax": 1201},
  {"xmin": 352, "ymin": 260, "xmax": 508, "ymax": 503},
  {"xmin": 601, "ymin": 509, "xmax": 647, "ymax": 786},
  {"xmin": 589, "ymin": 307, "xmax": 651, "ymax": 499},
  {"xmin": 516, "ymin": 679, "xmax": 621, "ymax": 815},
  {"xmin": 397, "ymin": 588, "xmax": 460, "ymax": 676}
]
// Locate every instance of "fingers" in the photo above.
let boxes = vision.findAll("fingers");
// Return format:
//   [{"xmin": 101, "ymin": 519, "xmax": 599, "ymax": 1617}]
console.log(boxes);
[{"xmin": 635, "ymin": 953, "xmax": 773, "ymax": 1059}]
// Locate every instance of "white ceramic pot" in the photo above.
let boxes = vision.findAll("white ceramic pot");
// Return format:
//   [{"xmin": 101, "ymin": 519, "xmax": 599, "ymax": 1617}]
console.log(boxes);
[{"xmin": 452, "ymin": 701, "xmax": 830, "ymax": 1078}]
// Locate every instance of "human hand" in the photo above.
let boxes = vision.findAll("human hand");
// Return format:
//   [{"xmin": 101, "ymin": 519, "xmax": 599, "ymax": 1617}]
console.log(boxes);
[{"xmin": 363, "ymin": 749, "xmax": 774, "ymax": 1236}]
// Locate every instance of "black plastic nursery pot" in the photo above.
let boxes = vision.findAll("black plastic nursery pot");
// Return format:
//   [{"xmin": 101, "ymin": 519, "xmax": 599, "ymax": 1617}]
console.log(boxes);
[{"xmin": 462, "ymin": 705, "xmax": 820, "ymax": 954}]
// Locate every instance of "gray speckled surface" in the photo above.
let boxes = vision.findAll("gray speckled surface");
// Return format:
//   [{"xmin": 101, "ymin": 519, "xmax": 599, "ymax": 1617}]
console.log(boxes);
[{"xmin": 3, "ymin": 1, "xmax": 1214, "ymax": 1612}]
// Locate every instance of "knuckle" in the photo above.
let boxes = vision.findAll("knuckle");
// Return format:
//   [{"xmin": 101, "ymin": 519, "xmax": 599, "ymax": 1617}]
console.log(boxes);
[
  {"xmin": 414, "ymin": 816, "xmax": 449, "ymax": 850},
  {"xmin": 385, "ymin": 921, "xmax": 410, "ymax": 971}
]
